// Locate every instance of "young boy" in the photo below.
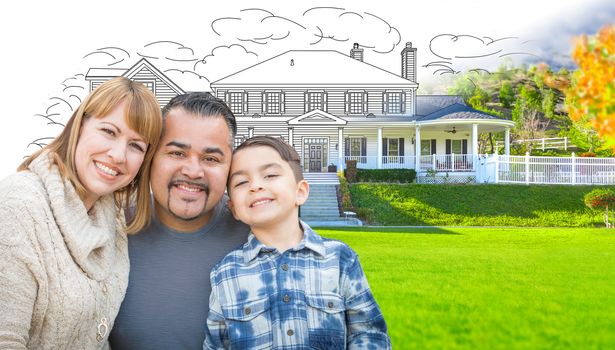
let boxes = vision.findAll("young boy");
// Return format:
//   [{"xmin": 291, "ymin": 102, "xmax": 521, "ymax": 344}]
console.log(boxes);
[{"xmin": 204, "ymin": 136, "xmax": 391, "ymax": 349}]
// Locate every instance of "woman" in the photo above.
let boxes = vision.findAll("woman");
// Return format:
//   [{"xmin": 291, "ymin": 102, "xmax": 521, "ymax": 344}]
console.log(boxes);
[{"xmin": 0, "ymin": 77, "xmax": 162, "ymax": 349}]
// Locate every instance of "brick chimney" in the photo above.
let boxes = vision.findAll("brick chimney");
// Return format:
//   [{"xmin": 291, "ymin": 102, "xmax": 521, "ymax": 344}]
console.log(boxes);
[
  {"xmin": 401, "ymin": 42, "xmax": 417, "ymax": 81},
  {"xmin": 350, "ymin": 43, "xmax": 364, "ymax": 62}
]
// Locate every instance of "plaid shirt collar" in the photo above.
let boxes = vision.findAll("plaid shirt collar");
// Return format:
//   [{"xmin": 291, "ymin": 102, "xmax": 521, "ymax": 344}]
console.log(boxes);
[{"xmin": 243, "ymin": 220, "xmax": 326, "ymax": 262}]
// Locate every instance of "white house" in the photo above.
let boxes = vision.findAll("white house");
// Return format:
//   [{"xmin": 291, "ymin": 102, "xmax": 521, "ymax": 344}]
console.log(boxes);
[{"xmin": 86, "ymin": 43, "xmax": 515, "ymax": 178}]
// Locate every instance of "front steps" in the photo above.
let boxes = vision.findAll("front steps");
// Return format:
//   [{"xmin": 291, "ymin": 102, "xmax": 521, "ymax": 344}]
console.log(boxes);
[{"xmin": 300, "ymin": 174, "xmax": 361, "ymax": 226}]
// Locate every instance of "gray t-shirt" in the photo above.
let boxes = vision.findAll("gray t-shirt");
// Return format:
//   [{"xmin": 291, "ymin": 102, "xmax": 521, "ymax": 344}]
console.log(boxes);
[{"xmin": 109, "ymin": 197, "xmax": 250, "ymax": 350}]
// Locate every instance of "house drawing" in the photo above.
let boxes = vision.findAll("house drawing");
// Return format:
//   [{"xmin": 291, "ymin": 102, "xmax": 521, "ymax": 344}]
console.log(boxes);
[{"xmin": 86, "ymin": 42, "xmax": 515, "ymax": 179}]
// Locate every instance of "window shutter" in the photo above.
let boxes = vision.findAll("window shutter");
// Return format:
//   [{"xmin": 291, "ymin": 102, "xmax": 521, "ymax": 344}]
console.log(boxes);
[
  {"xmin": 225, "ymin": 91, "xmax": 229, "ymax": 105},
  {"xmin": 323, "ymin": 92, "xmax": 328, "ymax": 112},
  {"xmin": 399, "ymin": 138, "xmax": 404, "ymax": 157},
  {"xmin": 363, "ymin": 92, "xmax": 368, "ymax": 114},
  {"xmin": 262, "ymin": 92, "xmax": 266, "ymax": 114},
  {"xmin": 304, "ymin": 91, "xmax": 309, "ymax": 112},
  {"xmin": 431, "ymin": 139, "xmax": 437, "ymax": 155},
  {"xmin": 383, "ymin": 92, "xmax": 388, "ymax": 114},
  {"xmin": 401, "ymin": 92, "xmax": 406, "ymax": 113},
  {"xmin": 382, "ymin": 138, "xmax": 388, "ymax": 156},
  {"xmin": 344, "ymin": 92, "xmax": 349, "ymax": 114},
  {"xmin": 446, "ymin": 139, "xmax": 452, "ymax": 154},
  {"xmin": 462, "ymin": 139, "xmax": 468, "ymax": 154},
  {"xmin": 345, "ymin": 138, "xmax": 350, "ymax": 156},
  {"xmin": 243, "ymin": 91, "xmax": 248, "ymax": 115},
  {"xmin": 280, "ymin": 93, "xmax": 285, "ymax": 115},
  {"xmin": 361, "ymin": 137, "xmax": 367, "ymax": 157}
]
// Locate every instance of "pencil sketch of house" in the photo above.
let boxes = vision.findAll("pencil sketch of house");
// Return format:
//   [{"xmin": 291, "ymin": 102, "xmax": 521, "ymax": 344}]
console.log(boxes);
[{"xmin": 86, "ymin": 42, "xmax": 515, "ymax": 180}]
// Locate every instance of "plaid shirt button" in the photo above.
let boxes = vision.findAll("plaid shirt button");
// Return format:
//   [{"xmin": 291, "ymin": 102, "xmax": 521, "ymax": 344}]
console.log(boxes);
[
  {"xmin": 244, "ymin": 307, "xmax": 251, "ymax": 315},
  {"xmin": 281, "ymin": 263, "xmax": 289, "ymax": 271},
  {"xmin": 283, "ymin": 294, "xmax": 290, "ymax": 303},
  {"xmin": 287, "ymin": 329, "xmax": 294, "ymax": 336}
]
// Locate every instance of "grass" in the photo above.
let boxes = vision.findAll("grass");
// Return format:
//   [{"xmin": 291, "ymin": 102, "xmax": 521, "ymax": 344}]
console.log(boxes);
[
  {"xmin": 349, "ymin": 184, "xmax": 607, "ymax": 226},
  {"xmin": 318, "ymin": 227, "xmax": 615, "ymax": 350}
]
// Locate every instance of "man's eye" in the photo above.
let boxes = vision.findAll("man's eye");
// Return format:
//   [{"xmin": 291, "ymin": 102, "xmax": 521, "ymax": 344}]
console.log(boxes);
[
  {"xmin": 204, "ymin": 156, "xmax": 220, "ymax": 163},
  {"xmin": 169, "ymin": 151, "xmax": 185, "ymax": 157}
]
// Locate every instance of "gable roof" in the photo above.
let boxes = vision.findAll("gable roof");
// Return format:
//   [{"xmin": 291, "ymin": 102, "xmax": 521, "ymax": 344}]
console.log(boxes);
[
  {"xmin": 288, "ymin": 109, "xmax": 347, "ymax": 125},
  {"xmin": 418, "ymin": 103, "xmax": 506, "ymax": 121},
  {"xmin": 416, "ymin": 95, "xmax": 466, "ymax": 116},
  {"xmin": 212, "ymin": 50, "xmax": 418, "ymax": 88},
  {"xmin": 122, "ymin": 58, "xmax": 184, "ymax": 95}
]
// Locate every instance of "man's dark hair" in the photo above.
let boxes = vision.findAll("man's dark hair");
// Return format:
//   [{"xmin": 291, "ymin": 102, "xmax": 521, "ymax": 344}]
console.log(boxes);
[
  {"xmin": 162, "ymin": 92, "xmax": 237, "ymax": 146},
  {"xmin": 234, "ymin": 136, "xmax": 303, "ymax": 181}
]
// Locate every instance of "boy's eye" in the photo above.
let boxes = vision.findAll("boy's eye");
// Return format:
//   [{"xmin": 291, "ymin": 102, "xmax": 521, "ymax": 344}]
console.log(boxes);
[
  {"xmin": 233, "ymin": 180, "xmax": 248, "ymax": 188},
  {"xmin": 265, "ymin": 174, "xmax": 279, "ymax": 179}
]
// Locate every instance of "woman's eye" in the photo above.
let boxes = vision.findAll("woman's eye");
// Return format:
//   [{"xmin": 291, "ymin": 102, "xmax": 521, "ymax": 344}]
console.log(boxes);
[
  {"xmin": 131, "ymin": 143, "xmax": 145, "ymax": 153},
  {"xmin": 101, "ymin": 128, "xmax": 115, "ymax": 136}
]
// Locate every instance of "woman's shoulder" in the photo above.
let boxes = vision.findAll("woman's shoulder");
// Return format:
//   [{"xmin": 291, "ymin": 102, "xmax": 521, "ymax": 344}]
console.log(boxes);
[{"xmin": 0, "ymin": 171, "xmax": 48, "ymax": 247}]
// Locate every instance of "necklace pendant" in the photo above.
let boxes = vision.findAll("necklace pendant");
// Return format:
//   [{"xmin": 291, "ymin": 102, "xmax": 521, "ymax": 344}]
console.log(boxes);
[{"xmin": 96, "ymin": 317, "xmax": 108, "ymax": 342}]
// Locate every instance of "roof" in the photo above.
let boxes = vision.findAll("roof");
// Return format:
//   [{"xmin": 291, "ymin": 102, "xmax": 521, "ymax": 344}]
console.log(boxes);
[
  {"xmin": 85, "ymin": 68, "xmax": 125, "ymax": 79},
  {"xmin": 416, "ymin": 95, "xmax": 465, "ymax": 116},
  {"xmin": 212, "ymin": 50, "xmax": 418, "ymax": 88},
  {"xmin": 418, "ymin": 103, "xmax": 506, "ymax": 121}
]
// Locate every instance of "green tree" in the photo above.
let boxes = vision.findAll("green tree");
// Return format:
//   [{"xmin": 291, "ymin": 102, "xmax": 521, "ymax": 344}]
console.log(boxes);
[{"xmin": 499, "ymin": 81, "xmax": 514, "ymax": 108}]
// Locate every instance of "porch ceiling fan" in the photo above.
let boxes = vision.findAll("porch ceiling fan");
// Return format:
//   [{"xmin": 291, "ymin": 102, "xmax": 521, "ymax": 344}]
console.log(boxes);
[{"xmin": 444, "ymin": 126, "xmax": 457, "ymax": 134}]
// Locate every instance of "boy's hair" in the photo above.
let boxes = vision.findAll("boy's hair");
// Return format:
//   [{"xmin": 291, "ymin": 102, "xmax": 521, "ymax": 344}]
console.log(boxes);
[{"xmin": 234, "ymin": 136, "xmax": 304, "ymax": 181}]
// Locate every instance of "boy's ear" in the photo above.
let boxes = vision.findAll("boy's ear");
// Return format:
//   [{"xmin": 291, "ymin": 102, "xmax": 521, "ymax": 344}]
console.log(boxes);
[
  {"xmin": 227, "ymin": 199, "xmax": 239, "ymax": 220},
  {"xmin": 295, "ymin": 179, "xmax": 309, "ymax": 206}
]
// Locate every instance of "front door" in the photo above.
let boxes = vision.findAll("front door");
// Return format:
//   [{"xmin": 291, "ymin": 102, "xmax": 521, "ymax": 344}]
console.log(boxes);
[{"xmin": 309, "ymin": 144, "xmax": 323, "ymax": 172}]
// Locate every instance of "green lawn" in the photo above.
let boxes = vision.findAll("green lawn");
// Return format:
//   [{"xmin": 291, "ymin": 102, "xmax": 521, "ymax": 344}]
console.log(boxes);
[
  {"xmin": 318, "ymin": 227, "xmax": 615, "ymax": 350},
  {"xmin": 349, "ymin": 184, "xmax": 607, "ymax": 226}
]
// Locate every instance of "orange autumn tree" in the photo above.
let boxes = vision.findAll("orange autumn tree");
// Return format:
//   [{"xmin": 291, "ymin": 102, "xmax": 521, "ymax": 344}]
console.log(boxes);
[{"xmin": 566, "ymin": 24, "xmax": 615, "ymax": 142}]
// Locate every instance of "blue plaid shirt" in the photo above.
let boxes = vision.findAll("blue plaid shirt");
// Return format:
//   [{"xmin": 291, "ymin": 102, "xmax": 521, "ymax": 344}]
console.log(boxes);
[{"xmin": 204, "ymin": 222, "xmax": 391, "ymax": 349}]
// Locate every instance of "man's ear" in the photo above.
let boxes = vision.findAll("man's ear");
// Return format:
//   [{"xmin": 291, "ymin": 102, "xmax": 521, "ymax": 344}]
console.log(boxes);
[
  {"xmin": 295, "ymin": 179, "xmax": 309, "ymax": 206},
  {"xmin": 227, "ymin": 199, "xmax": 239, "ymax": 220}
]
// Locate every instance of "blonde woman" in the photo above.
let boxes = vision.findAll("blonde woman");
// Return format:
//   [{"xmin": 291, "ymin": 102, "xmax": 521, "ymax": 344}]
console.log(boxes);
[{"xmin": 0, "ymin": 77, "xmax": 162, "ymax": 349}]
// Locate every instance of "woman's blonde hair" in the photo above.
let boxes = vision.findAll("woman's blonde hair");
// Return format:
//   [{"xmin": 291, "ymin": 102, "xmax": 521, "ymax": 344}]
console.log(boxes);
[{"xmin": 19, "ymin": 77, "xmax": 163, "ymax": 234}]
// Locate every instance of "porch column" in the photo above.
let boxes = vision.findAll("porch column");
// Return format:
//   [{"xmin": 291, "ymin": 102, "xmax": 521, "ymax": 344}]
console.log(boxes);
[
  {"xmin": 377, "ymin": 127, "xmax": 383, "ymax": 169},
  {"xmin": 415, "ymin": 126, "xmax": 421, "ymax": 171},
  {"xmin": 248, "ymin": 127, "xmax": 254, "ymax": 138},
  {"xmin": 504, "ymin": 127, "xmax": 510, "ymax": 156},
  {"xmin": 472, "ymin": 123, "xmax": 478, "ymax": 171},
  {"xmin": 338, "ymin": 127, "xmax": 344, "ymax": 171},
  {"xmin": 287, "ymin": 127, "xmax": 294, "ymax": 146}
]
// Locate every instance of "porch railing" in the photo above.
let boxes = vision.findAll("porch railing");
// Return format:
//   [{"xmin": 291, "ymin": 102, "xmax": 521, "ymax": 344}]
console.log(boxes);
[
  {"xmin": 419, "ymin": 154, "xmax": 474, "ymax": 172},
  {"xmin": 342, "ymin": 156, "xmax": 416, "ymax": 169}
]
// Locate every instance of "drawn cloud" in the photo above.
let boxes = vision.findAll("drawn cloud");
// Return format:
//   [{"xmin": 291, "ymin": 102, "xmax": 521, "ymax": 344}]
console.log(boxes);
[{"xmin": 425, "ymin": 34, "xmax": 541, "ymax": 75}]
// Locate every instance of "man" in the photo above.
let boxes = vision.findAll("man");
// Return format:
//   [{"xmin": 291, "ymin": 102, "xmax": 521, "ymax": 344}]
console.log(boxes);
[{"xmin": 109, "ymin": 92, "xmax": 250, "ymax": 349}]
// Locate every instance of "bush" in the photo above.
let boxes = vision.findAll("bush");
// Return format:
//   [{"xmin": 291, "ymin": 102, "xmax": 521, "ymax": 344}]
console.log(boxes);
[
  {"xmin": 345, "ymin": 160, "xmax": 357, "ymax": 183},
  {"xmin": 355, "ymin": 169, "xmax": 416, "ymax": 183},
  {"xmin": 338, "ymin": 175, "xmax": 354, "ymax": 212},
  {"xmin": 584, "ymin": 188, "xmax": 615, "ymax": 227}
]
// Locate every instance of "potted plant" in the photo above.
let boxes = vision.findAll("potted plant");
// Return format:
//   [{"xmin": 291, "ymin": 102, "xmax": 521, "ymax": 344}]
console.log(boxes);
[{"xmin": 327, "ymin": 163, "xmax": 337, "ymax": 172}]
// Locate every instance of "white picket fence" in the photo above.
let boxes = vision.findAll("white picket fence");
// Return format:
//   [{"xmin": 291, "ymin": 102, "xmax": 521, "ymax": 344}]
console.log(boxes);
[
  {"xmin": 491, "ymin": 153, "xmax": 615, "ymax": 185},
  {"xmin": 495, "ymin": 137, "xmax": 573, "ymax": 151}
]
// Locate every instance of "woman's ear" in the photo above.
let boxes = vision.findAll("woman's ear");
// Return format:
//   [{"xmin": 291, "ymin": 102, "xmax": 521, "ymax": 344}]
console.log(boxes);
[{"xmin": 295, "ymin": 179, "xmax": 309, "ymax": 206}]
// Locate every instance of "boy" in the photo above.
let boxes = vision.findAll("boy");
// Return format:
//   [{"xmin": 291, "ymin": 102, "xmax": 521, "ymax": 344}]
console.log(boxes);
[{"xmin": 204, "ymin": 136, "xmax": 391, "ymax": 349}]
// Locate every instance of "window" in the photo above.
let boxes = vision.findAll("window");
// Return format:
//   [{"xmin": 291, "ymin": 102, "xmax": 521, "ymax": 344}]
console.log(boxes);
[
  {"xmin": 137, "ymin": 80, "xmax": 155, "ymax": 94},
  {"xmin": 263, "ymin": 92, "xmax": 284, "ymax": 114},
  {"xmin": 421, "ymin": 139, "xmax": 436, "ymax": 156},
  {"xmin": 228, "ymin": 92, "xmax": 244, "ymax": 114},
  {"xmin": 451, "ymin": 139, "xmax": 462, "ymax": 154},
  {"xmin": 306, "ymin": 92, "xmax": 325, "ymax": 112},
  {"xmin": 382, "ymin": 138, "xmax": 404, "ymax": 163},
  {"xmin": 384, "ymin": 91, "xmax": 405, "ymax": 114},
  {"xmin": 349, "ymin": 92, "xmax": 364, "ymax": 114},
  {"xmin": 345, "ymin": 137, "xmax": 366, "ymax": 164}
]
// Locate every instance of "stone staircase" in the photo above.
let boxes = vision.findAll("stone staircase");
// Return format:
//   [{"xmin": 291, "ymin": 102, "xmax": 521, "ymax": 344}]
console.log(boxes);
[{"xmin": 300, "ymin": 173, "xmax": 361, "ymax": 226}]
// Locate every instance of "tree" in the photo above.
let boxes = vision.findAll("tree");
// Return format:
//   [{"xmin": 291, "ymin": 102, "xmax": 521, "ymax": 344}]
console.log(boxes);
[
  {"xmin": 566, "ymin": 25, "xmax": 615, "ymax": 141},
  {"xmin": 584, "ymin": 188, "xmax": 615, "ymax": 228},
  {"xmin": 499, "ymin": 81, "xmax": 514, "ymax": 108}
]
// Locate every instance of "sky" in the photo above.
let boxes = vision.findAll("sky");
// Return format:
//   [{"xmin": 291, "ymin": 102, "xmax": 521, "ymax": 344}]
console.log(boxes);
[{"xmin": 0, "ymin": 0, "xmax": 613, "ymax": 178}]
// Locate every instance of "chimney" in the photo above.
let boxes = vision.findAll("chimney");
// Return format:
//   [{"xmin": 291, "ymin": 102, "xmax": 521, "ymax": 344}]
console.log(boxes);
[
  {"xmin": 401, "ymin": 42, "xmax": 417, "ymax": 81},
  {"xmin": 350, "ymin": 43, "xmax": 364, "ymax": 62}
]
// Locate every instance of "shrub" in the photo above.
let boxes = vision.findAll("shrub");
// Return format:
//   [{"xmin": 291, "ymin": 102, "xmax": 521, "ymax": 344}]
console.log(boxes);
[
  {"xmin": 338, "ymin": 175, "xmax": 354, "ymax": 212},
  {"xmin": 355, "ymin": 169, "xmax": 416, "ymax": 183},
  {"xmin": 345, "ymin": 160, "xmax": 357, "ymax": 183}
]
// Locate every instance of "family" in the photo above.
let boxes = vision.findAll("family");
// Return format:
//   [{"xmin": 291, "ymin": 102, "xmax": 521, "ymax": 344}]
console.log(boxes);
[{"xmin": 0, "ymin": 77, "xmax": 391, "ymax": 349}]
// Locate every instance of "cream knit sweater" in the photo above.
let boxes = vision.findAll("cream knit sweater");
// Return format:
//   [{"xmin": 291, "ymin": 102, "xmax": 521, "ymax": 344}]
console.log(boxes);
[{"xmin": 0, "ymin": 154, "xmax": 129, "ymax": 349}]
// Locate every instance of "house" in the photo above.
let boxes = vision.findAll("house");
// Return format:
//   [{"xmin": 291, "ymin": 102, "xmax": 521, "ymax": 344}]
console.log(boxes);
[
  {"xmin": 211, "ymin": 42, "xmax": 514, "ymax": 177},
  {"xmin": 86, "ymin": 43, "xmax": 515, "ymax": 179},
  {"xmin": 86, "ymin": 58, "xmax": 185, "ymax": 107}
]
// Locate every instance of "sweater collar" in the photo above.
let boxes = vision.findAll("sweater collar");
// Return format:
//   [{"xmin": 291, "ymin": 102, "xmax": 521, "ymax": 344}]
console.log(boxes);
[{"xmin": 28, "ymin": 153, "xmax": 122, "ymax": 281}]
